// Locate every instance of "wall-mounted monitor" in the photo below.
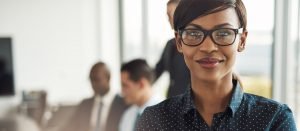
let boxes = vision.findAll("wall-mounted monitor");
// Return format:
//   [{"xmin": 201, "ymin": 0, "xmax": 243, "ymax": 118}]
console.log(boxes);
[{"xmin": 0, "ymin": 37, "xmax": 15, "ymax": 96}]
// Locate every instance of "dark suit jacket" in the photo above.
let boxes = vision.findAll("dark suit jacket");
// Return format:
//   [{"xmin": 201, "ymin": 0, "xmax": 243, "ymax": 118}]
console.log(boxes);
[
  {"xmin": 60, "ymin": 94, "xmax": 129, "ymax": 131},
  {"xmin": 155, "ymin": 38, "xmax": 190, "ymax": 98}
]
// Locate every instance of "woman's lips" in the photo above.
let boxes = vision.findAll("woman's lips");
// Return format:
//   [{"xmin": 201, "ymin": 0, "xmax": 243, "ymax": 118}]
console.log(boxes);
[{"xmin": 196, "ymin": 57, "xmax": 224, "ymax": 68}]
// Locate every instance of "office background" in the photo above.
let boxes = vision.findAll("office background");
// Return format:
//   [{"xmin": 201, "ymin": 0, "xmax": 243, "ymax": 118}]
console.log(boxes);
[{"xmin": 0, "ymin": 0, "xmax": 299, "ymax": 130}]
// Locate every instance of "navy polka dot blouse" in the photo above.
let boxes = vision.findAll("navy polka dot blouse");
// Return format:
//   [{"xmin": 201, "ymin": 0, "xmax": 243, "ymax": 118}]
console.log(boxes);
[{"xmin": 136, "ymin": 80, "xmax": 297, "ymax": 130}]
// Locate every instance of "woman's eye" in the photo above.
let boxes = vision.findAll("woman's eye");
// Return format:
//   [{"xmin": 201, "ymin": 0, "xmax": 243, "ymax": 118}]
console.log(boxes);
[
  {"xmin": 216, "ymin": 32, "xmax": 230, "ymax": 36},
  {"xmin": 188, "ymin": 31, "xmax": 202, "ymax": 37}
]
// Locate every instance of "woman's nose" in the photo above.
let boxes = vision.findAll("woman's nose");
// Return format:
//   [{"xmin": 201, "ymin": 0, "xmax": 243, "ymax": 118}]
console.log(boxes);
[{"xmin": 198, "ymin": 36, "xmax": 218, "ymax": 53}]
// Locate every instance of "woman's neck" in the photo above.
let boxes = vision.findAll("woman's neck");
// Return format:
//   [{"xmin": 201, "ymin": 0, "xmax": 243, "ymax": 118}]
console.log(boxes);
[{"xmin": 191, "ymin": 74, "xmax": 234, "ymax": 126}]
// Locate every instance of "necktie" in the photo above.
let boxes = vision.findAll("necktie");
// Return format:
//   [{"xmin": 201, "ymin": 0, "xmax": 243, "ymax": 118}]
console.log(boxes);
[
  {"xmin": 133, "ymin": 111, "xmax": 141, "ymax": 131},
  {"xmin": 94, "ymin": 100, "xmax": 103, "ymax": 131}
]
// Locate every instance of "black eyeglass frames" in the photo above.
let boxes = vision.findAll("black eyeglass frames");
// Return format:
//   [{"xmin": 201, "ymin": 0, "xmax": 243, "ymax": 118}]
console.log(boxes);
[{"xmin": 178, "ymin": 28, "xmax": 243, "ymax": 46}]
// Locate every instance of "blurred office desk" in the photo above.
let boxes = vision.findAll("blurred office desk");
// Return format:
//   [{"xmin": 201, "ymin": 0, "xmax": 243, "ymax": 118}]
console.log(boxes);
[{"xmin": 0, "ymin": 114, "xmax": 40, "ymax": 131}]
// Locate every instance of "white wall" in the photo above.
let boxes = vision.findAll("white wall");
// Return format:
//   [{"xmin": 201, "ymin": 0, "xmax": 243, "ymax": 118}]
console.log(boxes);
[{"xmin": 0, "ymin": 0, "xmax": 121, "ymax": 115}]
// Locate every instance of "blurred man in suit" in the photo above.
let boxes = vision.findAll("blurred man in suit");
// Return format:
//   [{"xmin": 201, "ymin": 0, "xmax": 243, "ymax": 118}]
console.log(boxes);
[
  {"xmin": 60, "ymin": 61, "xmax": 129, "ymax": 131},
  {"xmin": 119, "ymin": 59, "xmax": 163, "ymax": 131}
]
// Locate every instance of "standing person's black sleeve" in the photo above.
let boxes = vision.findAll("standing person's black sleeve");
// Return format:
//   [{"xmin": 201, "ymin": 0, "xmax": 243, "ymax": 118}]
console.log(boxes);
[{"xmin": 154, "ymin": 39, "xmax": 174, "ymax": 81}]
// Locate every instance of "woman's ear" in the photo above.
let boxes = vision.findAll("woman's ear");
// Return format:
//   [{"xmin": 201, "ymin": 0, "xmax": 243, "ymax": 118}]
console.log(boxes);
[
  {"xmin": 238, "ymin": 31, "xmax": 248, "ymax": 52},
  {"xmin": 175, "ymin": 32, "xmax": 183, "ymax": 53}
]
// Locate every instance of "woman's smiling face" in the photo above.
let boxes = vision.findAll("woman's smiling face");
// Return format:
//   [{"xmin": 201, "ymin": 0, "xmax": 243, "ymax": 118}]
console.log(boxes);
[{"xmin": 176, "ymin": 8, "xmax": 247, "ymax": 82}]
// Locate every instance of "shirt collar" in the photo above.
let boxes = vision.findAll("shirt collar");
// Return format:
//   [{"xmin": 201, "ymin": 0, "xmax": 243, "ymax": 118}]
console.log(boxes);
[
  {"xmin": 94, "ymin": 90, "xmax": 115, "ymax": 105},
  {"xmin": 182, "ymin": 79, "xmax": 244, "ymax": 117},
  {"xmin": 182, "ymin": 85, "xmax": 196, "ymax": 114},
  {"xmin": 228, "ymin": 79, "xmax": 244, "ymax": 117}
]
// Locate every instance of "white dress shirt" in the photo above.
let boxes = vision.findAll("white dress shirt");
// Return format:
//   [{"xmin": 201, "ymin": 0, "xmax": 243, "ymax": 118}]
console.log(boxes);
[
  {"xmin": 90, "ymin": 90, "xmax": 116, "ymax": 131},
  {"xmin": 118, "ymin": 94, "xmax": 163, "ymax": 131}
]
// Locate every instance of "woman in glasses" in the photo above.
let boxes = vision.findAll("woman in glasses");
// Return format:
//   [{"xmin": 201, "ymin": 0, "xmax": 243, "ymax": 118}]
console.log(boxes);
[{"xmin": 136, "ymin": 0, "xmax": 297, "ymax": 130}]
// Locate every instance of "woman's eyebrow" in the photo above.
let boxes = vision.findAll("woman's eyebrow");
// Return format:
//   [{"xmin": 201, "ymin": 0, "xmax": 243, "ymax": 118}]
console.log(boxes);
[
  {"xmin": 185, "ymin": 23, "xmax": 234, "ymax": 29},
  {"xmin": 213, "ymin": 23, "xmax": 234, "ymax": 28},
  {"xmin": 185, "ymin": 24, "xmax": 203, "ymax": 29}
]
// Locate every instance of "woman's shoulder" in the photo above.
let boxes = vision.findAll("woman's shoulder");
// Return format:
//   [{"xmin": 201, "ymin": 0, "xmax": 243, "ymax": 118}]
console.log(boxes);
[
  {"xmin": 139, "ymin": 94, "xmax": 189, "ymax": 120},
  {"xmin": 243, "ymin": 93, "xmax": 296, "ymax": 130},
  {"xmin": 146, "ymin": 94, "xmax": 185, "ymax": 111},
  {"xmin": 136, "ymin": 95, "xmax": 186, "ymax": 130},
  {"xmin": 244, "ymin": 93, "xmax": 281, "ymax": 106},
  {"xmin": 243, "ymin": 93, "xmax": 292, "ymax": 113}
]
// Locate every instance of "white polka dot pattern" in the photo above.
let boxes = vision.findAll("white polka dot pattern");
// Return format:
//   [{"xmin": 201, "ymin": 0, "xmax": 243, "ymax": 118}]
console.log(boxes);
[{"xmin": 136, "ymin": 81, "xmax": 297, "ymax": 131}]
